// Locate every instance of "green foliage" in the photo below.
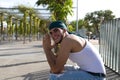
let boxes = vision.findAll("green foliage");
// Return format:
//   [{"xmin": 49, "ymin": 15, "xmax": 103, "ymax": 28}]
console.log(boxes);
[
  {"xmin": 18, "ymin": 20, "xmax": 23, "ymax": 35},
  {"xmin": 69, "ymin": 10, "xmax": 115, "ymax": 37},
  {"xmin": 36, "ymin": 0, "xmax": 73, "ymax": 21},
  {"xmin": 84, "ymin": 10, "xmax": 115, "ymax": 36},
  {"xmin": 68, "ymin": 25, "xmax": 75, "ymax": 32},
  {"xmin": 39, "ymin": 19, "xmax": 50, "ymax": 34},
  {"xmin": 70, "ymin": 19, "xmax": 85, "ymax": 32},
  {"xmin": 70, "ymin": 21, "xmax": 76, "ymax": 29},
  {"xmin": 103, "ymin": 10, "xmax": 115, "ymax": 21},
  {"xmin": 17, "ymin": 5, "xmax": 37, "ymax": 14}
]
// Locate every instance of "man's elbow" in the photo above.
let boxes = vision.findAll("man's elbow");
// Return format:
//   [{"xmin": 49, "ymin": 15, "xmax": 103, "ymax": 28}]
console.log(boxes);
[{"xmin": 51, "ymin": 67, "xmax": 64, "ymax": 74}]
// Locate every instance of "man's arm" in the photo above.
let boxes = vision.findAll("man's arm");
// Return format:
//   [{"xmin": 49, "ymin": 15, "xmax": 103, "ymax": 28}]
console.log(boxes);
[
  {"xmin": 43, "ymin": 34, "xmax": 71, "ymax": 74},
  {"xmin": 43, "ymin": 48, "xmax": 60, "ymax": 73}
]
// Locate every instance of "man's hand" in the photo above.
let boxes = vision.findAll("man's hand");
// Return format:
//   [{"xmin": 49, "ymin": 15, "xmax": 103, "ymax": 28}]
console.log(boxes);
[{"xmin": 43, "ymin": 33, "xmax": 52, "ymax": 50}]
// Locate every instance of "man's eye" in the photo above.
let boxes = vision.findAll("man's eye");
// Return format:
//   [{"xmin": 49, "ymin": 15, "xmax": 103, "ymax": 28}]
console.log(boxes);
[
  {"xmin": 49, "ymin": 32, "xmax": 52, "ymax": 35},
  {"xmin": 53, "ymin": 29, "xmax": 58, "ymax": 32},
  {"xmin": 49, "ymin": 28, "xmax": 59, "ymax": 35}
]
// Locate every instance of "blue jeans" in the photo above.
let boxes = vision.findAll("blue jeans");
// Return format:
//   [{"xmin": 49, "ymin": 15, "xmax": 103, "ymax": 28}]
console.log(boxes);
[{"xmin": 49, "ymin": 65, "xmax": 106, "ymax": 80}]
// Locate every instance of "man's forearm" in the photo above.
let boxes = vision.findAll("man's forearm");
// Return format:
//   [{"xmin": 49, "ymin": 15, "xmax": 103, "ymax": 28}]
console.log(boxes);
[
  {"xmin": 44, "ymin": 49, "xmax": 57, "ymax": 70},
  {"xmin": 45, "ymin": 50, "xmax": 64, "ymax": 74}
]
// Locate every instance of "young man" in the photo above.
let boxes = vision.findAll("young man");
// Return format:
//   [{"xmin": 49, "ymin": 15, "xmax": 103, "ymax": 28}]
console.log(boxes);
[{"xmin": 43, "ymin": 21, "xmax": 106, "ymax": 80}]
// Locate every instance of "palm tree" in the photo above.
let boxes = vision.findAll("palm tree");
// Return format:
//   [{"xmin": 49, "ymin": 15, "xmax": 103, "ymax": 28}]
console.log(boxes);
[
  {"xmin": 0, "ymin": 13, "xmax": 3, "ymax": 41},
  {"xmin": 39, "ymin": 19, "xmax": 50, "ymax": 34},
  {"xmin": 84, "ymin": 10, "xmax": 115, "ymax": 37},
  {"xmin": 23, "ymin": 10, "xmax": 28, "ymax": 43},
  {"xmin": 15, "ymin": 5, "xmax": 40, "ymax": 42}
]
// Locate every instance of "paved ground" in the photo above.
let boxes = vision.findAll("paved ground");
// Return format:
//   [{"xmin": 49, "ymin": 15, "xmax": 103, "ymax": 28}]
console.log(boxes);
[{"xmin": 0, "ymin": 40, "xmax": 49, "ymax": 80}]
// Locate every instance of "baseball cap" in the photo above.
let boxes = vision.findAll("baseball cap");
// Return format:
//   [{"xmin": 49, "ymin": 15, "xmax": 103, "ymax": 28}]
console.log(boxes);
[{"xmin": 48, "ymin": 20, "xmax": 68, "ymax": 30}]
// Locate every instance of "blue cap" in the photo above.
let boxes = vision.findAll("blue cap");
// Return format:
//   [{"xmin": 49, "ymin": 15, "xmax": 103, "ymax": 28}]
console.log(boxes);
[{"xmin": 48, "ymin": 21, "xmax": 67, "ymax": 30}]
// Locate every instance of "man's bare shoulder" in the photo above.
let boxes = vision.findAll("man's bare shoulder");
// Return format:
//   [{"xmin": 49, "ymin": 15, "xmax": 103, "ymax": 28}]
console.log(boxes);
[
  {"xmin": 60, "ymin": 34, "xmax": 81, "ymax": 47},
  {"xmin": 62, "ymin": 34, "xmax": 77, "ymax": 43},
  {"xmin": 61, "ymin": 34, "xmax": 86, "ymax": 52}
]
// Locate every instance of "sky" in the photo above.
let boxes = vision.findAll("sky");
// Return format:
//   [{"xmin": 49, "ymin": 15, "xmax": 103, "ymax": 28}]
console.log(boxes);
[{"xmin": 0, "ymin": 0, "xmax": 120, "ymax": 21}]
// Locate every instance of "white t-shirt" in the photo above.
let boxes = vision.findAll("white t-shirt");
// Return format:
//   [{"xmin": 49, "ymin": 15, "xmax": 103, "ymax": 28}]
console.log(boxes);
[{"xmin": 69, "ymin": 40, "xmax": 106, "ymax": 74}]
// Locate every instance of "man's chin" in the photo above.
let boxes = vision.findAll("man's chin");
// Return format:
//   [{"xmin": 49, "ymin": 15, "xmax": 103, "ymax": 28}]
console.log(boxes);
[
  {"xmin": 55, "ymin": 41, "xmax": 59, "ymax": 44},
  {"xmin": 54, "ymin": 38, "xmax": 62, "ymax": 44},
  {"xmin": 54, "ymin": 40, "xmax": 60, "ymax": 44}
]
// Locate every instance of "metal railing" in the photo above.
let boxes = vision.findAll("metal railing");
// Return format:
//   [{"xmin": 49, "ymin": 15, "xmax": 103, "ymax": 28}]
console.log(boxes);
[{"xmin": 100, "ymin": 18, "xmax": 120, "ymax": 74}]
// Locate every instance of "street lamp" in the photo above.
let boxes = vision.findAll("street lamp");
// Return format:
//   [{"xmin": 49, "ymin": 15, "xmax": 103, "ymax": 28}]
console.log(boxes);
[{"xmin": 76, "ymin": 0, "xmax": 78, "ymax": 33}]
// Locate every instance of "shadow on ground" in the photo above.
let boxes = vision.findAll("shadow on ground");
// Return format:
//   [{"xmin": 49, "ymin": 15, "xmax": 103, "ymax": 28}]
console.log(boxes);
[
  {"xmin": 0, "ymin": 60, "xmax": 47, "ymax": 68},
  {"xmin": 3, "ymin": 66, "xmax": 120, "ymax": 80},
  {"xmin": 106, "ymin": 66, "xmax": 120, "ymax": 80},
  {"xmin": 22, "ymin": 67, "xmax": 120, "ymax": 80},
  {"xmin": 22, "ymin": 69, "xmax": 49, "ymax": 80}
]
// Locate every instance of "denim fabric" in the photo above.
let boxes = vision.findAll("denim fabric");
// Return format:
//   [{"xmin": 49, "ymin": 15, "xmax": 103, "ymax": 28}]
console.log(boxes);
[{"xmin": 49, "ymin": 65, "xmax": 106, "ymax": 80}]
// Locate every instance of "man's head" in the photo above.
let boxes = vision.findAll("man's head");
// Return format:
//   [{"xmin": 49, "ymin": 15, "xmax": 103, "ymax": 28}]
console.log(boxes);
[
  {"xmin": 48, "ymin": 21, "xmax": 68, "ymax": 44},
  {"xmin": 48, "ymin": 20, "xmax": 67, "ymax": 30}
]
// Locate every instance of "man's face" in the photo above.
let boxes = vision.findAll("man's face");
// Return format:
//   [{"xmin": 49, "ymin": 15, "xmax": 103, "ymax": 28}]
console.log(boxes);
[{"xmin": 49, "ymin": 28, "xmax": 64, "ymax": 44}]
